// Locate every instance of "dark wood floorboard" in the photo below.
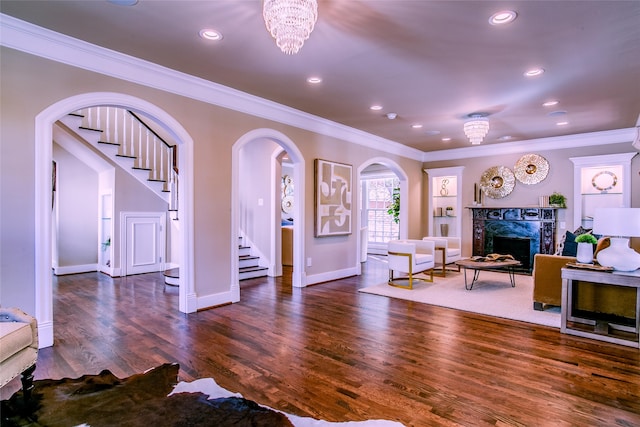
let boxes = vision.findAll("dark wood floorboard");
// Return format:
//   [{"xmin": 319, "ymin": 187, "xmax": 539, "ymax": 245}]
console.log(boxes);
[{"xmin": 3, "ymin": 256, "xmax": 639, "ymax": 426}]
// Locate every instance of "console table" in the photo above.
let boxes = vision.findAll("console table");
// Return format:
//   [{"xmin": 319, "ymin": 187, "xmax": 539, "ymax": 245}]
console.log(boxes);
[{"xmin": 561, "ymin": 267, "xmax": 640, "ymax": 348}]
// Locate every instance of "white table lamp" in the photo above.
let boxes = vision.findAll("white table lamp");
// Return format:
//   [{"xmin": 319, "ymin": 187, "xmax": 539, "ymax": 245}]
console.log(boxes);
[{"xmin": 593, "ymin": 208, "xmax": 640, "ymax": 271}]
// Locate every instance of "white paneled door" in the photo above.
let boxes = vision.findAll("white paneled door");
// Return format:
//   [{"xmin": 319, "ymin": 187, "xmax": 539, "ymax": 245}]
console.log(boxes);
[{"xmin": 122, "ymin": 212, "xmax": 166, "ymax": 276}]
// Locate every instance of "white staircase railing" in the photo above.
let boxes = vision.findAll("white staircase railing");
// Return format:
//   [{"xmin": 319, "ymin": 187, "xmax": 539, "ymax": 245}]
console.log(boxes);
[{"xmin": 76, "ymin": 106, "xmax": 178, "ymax": 214}]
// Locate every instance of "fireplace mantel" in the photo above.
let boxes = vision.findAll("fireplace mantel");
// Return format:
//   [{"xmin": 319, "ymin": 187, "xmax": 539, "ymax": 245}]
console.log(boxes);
[{"xmin": 469, "ymin": 207, "xmax": 558, "ymax": 272}]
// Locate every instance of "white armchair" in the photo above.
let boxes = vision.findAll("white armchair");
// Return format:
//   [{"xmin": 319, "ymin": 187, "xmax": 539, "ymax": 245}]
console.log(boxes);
[
  {"xmin": 387, "ymin": 239, "xmax": 435, "ymax": 289},
  {"xmin": 422, "ymin": 236, "xmax": 462, "ymax": 276}
]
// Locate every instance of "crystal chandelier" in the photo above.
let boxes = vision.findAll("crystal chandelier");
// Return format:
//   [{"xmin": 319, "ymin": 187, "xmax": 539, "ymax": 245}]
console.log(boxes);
[
  {"xmin": 464, "ymin": 114, "xmax": 490, "ymax": 145},
  {"xmin": 263, "ymin": 0, "xmax": 318, "ymax": 55}
]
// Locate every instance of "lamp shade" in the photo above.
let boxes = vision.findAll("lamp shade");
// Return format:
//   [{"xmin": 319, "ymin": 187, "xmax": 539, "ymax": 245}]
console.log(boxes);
[
  {"xmin": 593, "ymin": 208, "xmax": 640, "ymax": 271},
  {"xmin": 592, "ymin": 208, "xmax": 640, "ymax": 237}
]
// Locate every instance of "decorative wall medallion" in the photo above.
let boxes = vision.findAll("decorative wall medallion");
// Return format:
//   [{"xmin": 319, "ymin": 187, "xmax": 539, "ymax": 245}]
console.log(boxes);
[
  {"xmin": 514, "ymin": 154, "xmax": 549, "ymax": 185},
  {"xmin": 281, "ymin": 174, "xmax": 294, "ymax": 213},
  {"xmin": 591, "ymin": 170, "xmax": 617, "ymax": 192},
  {"xmin": 480, "ymin": 166, "xmax": 516, "ymax": 199},
  {"xmin": 281, "ymin": 196, "xmax": 293, "ymax": 214}
]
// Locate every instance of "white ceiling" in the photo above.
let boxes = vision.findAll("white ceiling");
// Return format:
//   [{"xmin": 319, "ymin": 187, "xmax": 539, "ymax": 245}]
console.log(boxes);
[{"xmin": 2, "ymin": 0, "xmax": 639, "ymax": 153}]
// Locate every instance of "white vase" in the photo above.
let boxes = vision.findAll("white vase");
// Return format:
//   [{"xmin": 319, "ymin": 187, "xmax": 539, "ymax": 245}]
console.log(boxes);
[
  {"xmin": 596, "ymin": 237, "xmax": 640, "ymax": 271},
  {"xmin": 576, "ymin": 242, "xmax": 594, "ymax": 264}
]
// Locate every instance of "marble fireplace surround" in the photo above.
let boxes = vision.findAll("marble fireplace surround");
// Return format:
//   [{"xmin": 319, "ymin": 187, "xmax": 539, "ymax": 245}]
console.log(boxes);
[{"xmin": 470, "ymin": 207, "xmax": 558, "ymax": 272}]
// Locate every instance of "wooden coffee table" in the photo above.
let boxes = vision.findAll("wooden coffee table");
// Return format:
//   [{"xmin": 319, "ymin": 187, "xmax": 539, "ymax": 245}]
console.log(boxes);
[{"xmin": 455, "ymin": 258, "xmax": 522, "ymax": 290}]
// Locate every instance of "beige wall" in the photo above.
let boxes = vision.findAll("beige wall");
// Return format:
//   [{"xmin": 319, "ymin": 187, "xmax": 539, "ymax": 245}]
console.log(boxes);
[
  {"xmin": 2, "ymin": 45, "xmax": 637, "ymax": 318},
  {"xmin": 0, "ymin": 47, "xmax": 424, "ymax": 314},
  {"xmin": 53, "ymin": 143, "xmax": 99, "ymax": 269},
  {"xmin": 423, "ymin": 145, "xmax": 640, "ymax": 256}
]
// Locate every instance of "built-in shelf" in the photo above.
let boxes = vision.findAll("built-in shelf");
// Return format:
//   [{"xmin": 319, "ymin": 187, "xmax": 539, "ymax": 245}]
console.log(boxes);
[
  {"xmin": 571, "ymin": 153, "xmax": 637, "ymax": 230},
  {"xmin": 424, "ymin": 166, "xmax": 464, "ymax": 238}
]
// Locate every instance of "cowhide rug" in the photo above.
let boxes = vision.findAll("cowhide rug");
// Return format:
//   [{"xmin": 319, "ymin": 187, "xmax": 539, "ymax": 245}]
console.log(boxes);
[
  {"xmin": 0, "ymin": 363, "xmax": 292, "ymax": 427},
  {"xmin": 1, "ymin": 364, "xmax": 404, "ymax": 427}
]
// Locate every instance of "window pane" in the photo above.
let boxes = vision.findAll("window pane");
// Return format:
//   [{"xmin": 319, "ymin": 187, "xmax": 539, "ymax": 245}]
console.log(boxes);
[{"xmin": 364, "ymin": 177, "xmax": 399, "ymax": 243}]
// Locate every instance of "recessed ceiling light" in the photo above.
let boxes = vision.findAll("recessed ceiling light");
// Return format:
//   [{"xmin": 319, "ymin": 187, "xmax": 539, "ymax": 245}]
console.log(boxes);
[
  {"xmin": 498, "ymin": 135, "xmax": 512, "ymax": 141},
  {"xmin": 411, "ymin": 124, "xmax": 423, "ymax": 129},
  {"xmin": 548, "ymin": 110, "xmax": 567, "ymax": 117},
  {"xmin": 556, "ymin": 121, "xmax": 569, "ymax": 126},
  {"xmin": 307, "ymin": 76, "xmax": 322, "ymax": 84},
  {"xmin": 424, "ymin": 130, "xmax": 441, "ymax": 136},
  {"xmin": 386, "ymin": 112, "xmax": 398, "ymax": 120},
  {"xmin": 524, "ymin": 68, "xmax": 545, "ymax": 77},
  {"xmin": 442, "ymin": 137, "xmax": 451, "ymax": 142},
  {"xmin": 370, "ymin": 105, "xmax": 383, "ymax": 111},
  {"xmin": 543, "ymin": 100, "xmax": 559, "ymax": 107},
  {"xmin": 489, "ymin": 10, "xmax": 517, "ymax": 26},
  {"xmin": 199, "ymin": 29, "xmax": 223, "ymax": 41}
]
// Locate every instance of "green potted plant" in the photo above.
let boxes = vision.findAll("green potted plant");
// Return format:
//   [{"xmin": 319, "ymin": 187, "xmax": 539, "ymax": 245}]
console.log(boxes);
[
  {"xmin": 575, "ymin": 233, "xmax": 597, "ymax": 263},
  {"xmin": 387, "ymin": 187, "xmax": 400, "ymax": 224},
  {"xmin": 549, "ymin": 192, "xmax": 567, "ymax": 208}
]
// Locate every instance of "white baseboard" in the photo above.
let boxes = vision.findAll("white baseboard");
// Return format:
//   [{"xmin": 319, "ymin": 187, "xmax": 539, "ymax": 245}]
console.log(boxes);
[
  {"xmin": 306, "ymin": 265, "xmax": 360, "ymax": 286},
  {"xmin": 54, "ymin": 264, "xmax": 98, "ymax": 275},
  {"xmin": 196, "ymin": 291, "xmax": 234, "ymax": 311},
  {"xmin": 38, "ymin": 321, "xmax": 54, "ymax": 348}
]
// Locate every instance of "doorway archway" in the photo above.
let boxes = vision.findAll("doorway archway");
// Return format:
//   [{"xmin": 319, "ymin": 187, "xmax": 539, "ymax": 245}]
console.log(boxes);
[
  {"xmin": 232, "ymin": 129, "xmax": 306, "ymax": 298},
  {"xmin": 35, "ymin": 92, "xmax": 195, "ymax": 347},
  {"xmin": 357, "ymin": 157, "xmax": 409, "ymax": 270}
]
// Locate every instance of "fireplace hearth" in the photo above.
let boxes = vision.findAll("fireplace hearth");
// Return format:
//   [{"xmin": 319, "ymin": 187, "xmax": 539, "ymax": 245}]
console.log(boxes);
[{"xmin": 470, "ymin": 207, "xmax": 558, "ymax": 273}]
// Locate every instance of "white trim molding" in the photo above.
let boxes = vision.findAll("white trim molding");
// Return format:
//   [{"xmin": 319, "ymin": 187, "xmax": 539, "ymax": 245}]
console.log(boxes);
[
  {"xmin": 2, "ymin": 13, "xmax": 638, "ymax": 166},
  {"xmin": 0, "ymin": 13, "xmax": 422, "ymax": 161}
]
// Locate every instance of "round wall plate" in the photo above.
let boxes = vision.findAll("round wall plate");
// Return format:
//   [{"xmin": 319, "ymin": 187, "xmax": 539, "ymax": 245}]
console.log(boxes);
[
  {"xmin": 514, "ymin": 154, "xmax": 549, "ymax": 185},
  {"xmin": 480, "ymin": 166, "xmax": 516, "ymax": 199}
]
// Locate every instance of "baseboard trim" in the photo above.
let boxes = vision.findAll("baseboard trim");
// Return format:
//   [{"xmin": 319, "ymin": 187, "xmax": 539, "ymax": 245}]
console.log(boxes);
[
  {"xmin": 306, "ymin": 266, "xmax": 360, "ymax": 286},
  {"xmin": 197, "ymin": 291, "xmax": 234, "ymax": 311},
  {"xmin": 38, "ymin": 321, "xmax": 54, "ymax": 348},
  {"xmin": 54, "ymin": 264, "xmax": 97, "ymax": 275}
]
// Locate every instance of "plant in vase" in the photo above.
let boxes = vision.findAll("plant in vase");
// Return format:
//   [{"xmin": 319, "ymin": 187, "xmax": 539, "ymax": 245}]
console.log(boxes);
[
  {"xmin": 575, "ymin": 233, "xmax": 598, "ymax": 264},
  {"xmin": 549, "ymin": 192, "xmax": 567, "ymax": 208}
]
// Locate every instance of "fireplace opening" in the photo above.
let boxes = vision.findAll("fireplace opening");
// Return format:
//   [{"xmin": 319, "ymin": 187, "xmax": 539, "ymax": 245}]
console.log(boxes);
[{"xmin": 493, "ymin": 236, "xmax": 531, "ymax": 271}]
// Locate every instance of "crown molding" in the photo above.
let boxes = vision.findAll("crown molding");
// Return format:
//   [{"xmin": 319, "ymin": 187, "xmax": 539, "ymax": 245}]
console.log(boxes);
[
  {"xmin": 0, "ymin": 13, "xmax": 423, "ymax": 160},
  {"xmin": 2, "ymin": 13, "xmax": 635, "ymax": 164},
  {"xmin": 422, "ymin": 127, "xmax": 638, "ymax": 162}
]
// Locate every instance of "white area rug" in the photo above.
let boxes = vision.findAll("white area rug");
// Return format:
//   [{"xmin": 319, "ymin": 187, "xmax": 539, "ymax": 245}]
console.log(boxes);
[
  {"xmin": 171, "ymin": 378, "xmax": 404, "ymax": 427},
  {"xmin": 359, "ymin": 269, "xmax": 560, "ymax": 328}
]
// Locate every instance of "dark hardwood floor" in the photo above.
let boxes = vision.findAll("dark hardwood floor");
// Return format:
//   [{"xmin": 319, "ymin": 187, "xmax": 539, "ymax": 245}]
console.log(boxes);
[{"xmin": 4, "ymin": 257, "xmax": 640, "ymax": 426}]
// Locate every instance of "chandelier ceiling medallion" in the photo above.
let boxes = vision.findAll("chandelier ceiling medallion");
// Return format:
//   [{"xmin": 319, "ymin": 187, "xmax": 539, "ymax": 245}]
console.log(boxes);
[
  {"xmin": 263, "ymin": 0, "xmax": 318, "ymax": 55},
  {"xmin": 464, "ymin": 113, "xmax": 490, "ymax": 145}
]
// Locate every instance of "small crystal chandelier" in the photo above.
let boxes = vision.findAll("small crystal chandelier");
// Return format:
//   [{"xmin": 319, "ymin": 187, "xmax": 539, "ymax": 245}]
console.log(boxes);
[
  {"xmin": 263, "ymin": 0, "xmax": 318, "ymax": 55},
  {"xmin": 464, "ymin": 113, "xmax": 490, "ymax": 145}
]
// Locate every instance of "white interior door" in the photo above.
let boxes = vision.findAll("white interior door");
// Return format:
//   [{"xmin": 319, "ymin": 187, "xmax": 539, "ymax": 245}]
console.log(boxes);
[{"xmin": 122, "ymin": 212, "xmax": 166, "ymax": 276}]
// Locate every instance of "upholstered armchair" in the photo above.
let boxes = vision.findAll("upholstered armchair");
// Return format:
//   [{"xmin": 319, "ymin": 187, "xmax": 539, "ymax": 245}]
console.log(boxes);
[
  {"xmin": 422, "ymin": 236, "xmax": 462, "ymax": 276},
  {"xmin": 0, "ymin": 307, "xmax": 38, "ymax": 402},
  {"xmin": 387, "ymin": 239, "xmax": 436, "ymax": 289}
]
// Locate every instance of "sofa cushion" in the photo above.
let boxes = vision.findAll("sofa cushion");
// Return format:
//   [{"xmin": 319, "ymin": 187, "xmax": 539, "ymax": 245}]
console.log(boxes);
[
  {"xmin": 415, "ymin": 253, "xmax": 434, "ymax": 265},
  {"xmin": 560, "ymin": 231, "xmax": 579, "ymax": 256},
  {"xmin": 447, "ymin": 248, "xmax": 461, "ymax": 257},
  {"xmin": 559, "ymin": 228, "xmax": 602, "ymax": 257},
  {"xmin": 0, "ymin": 322, "xmax": 33, "ymax": 363}
]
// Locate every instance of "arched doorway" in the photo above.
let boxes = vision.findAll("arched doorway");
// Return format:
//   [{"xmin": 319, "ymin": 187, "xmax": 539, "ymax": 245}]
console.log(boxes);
[
  {"xmin": 231, "ymin": 129, "xmax": 306, "ymax": 297},
  {"xmin": 34, "ymin": 92, "xmax": 195, "ymax": 347},
  {"xmin": 357, "ymin": 158, "xmax": 409, "ymax": 269}
]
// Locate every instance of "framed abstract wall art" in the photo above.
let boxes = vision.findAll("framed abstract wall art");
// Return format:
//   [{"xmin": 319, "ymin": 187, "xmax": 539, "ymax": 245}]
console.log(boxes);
[{"xmin": 314, "ymin": 159, "xmax": 352, "ymax": 237}]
